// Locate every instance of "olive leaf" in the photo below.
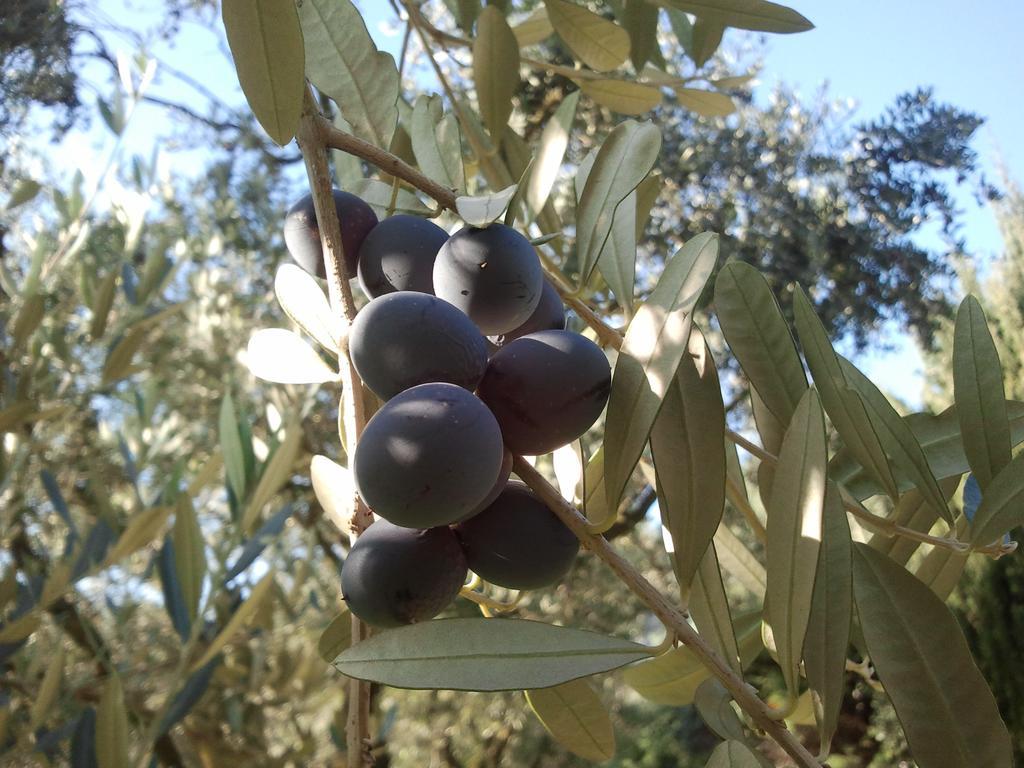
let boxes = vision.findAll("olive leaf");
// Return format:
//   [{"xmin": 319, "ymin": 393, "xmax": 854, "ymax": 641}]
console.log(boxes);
[
  {"xmin": 650, "ymin": 0, "xmax": 813, "ymax": 34},
  {"xmin": 545, "ymin": 0, "xmax": 631, "ymax": 72},
  {"xmin": 525, "ymin": 91, "xmax": 580, "ymax": 225},
  {"xmin": 525, "ymin": 678, "xmax": 616, "ymax": 762},
  {"xmin": 411, "ymin": 95, "xmax": 465, "ymax": 193},
  {"xmin": 765, "ymin": 387, "xmax": 826, "ymax": 699},
  {"xmin": 190, "ymin": 570, "xmax": 276, "ymax": 672},
  {"xmin": 596, "ymin": 191, "xmax": 638, "ymax": 315},
  {"xmin": 802, "ymin": 483, "xmax": 851, "ymax": 754},
  {"xmin": 96, "ymin": 675, "xmax": 131, "ymax": 768},
  {"xmin": 241, "ymin": 422, "xmax": 303, "ymax": 533},
  {"xmin": 297, "ymin": 0, "xmax": 399, "ymax": 148},
  {"xmin": 104, "ymin": 506, "xmax": 173, "ymax": 566},
  {"xmin": 674, "ymin": 88, "xmax": 736, "ymax": 117},
  {"xmin": 513, "ymin": 7, "xmax": 554, "ymax": 46},
  {"xmin": 274, "ymin": 264, "xmax": 344, "ymax": 353},
  {"xmin": 690, "ymin": 543, "xmax": 741, "ymax": 674},
  {"xmin": 455, "ymin": 185, "xmax": 518, "ymax": 227},
  {"xmin": 222, "ymin": 0, "xmax": 304, "ymax": 145},
  {"xmin": 603, "ymin": 232, "xmax": 718, "ymax": 513},
  {"xmin": 575, "ymin": 120, "xmax": 662, "ymax": 287},
  {"xmin": 474, "ymin": 7, "xmax": 521, "ymax": 143},
  {"xmin": 705, "ymin": 739, "xmax": 763, "ymax": 768},
  {"xmin": 347, "ymin": 179, "xmax": 433, "ymax": 218},
  {"xmin": 852, "ymin": 543, "xmax": 1013, "ymax": 768},
  {"xmin": 245, "ymin": 328, "xmax": 340, "ymax": 385},
  {"xmin": 966, "ymin": 452, "xmax": 1024, "ymax": 545},
  {"xmin": 310, "ymin": 455, "xmax": 356, "ymax": 532},
  {"xmin": 579, "ymin": 80, "xmax": 663, "ymax": 115},
  {"xmin": 333, "ymin": 618, "xmax": 650, "ymax": 691},
  {"xmin": 953, "ymin": 295, "xmax": 1012, "ymax": 491},
  {"xmin": 318, "ymin": 610, "xmax": 353, "ymax": 662},
  {"xmin": 621, "ymin": 0, "xmax": 661, "ymax": 70},
  {"xmin": 651, "ymin": 327, "xmax": 726, "ymax": 598},
  {"xmin": 172, "ymin": 497, "xmax": 205, "ymax": 625}
]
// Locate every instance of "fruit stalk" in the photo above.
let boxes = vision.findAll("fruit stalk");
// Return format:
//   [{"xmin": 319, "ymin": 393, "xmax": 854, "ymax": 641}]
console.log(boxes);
[
  {"xmin": 512, "ymin": 456, "xmax": 823, "ymax": 768},
  {"xmin": 295, "ymin": 86, "xmax": 374, "ymax": 767}
]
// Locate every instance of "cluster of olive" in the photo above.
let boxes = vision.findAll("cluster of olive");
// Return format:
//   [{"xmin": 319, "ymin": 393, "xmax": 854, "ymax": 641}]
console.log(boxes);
[{"xmin": 284, "ymin": 191, "xmax": 612, "ymax": 628}]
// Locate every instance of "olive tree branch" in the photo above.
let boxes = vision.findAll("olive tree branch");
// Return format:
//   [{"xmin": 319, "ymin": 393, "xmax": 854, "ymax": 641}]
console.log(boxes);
[
  {"xmin": 295, "ymin": 85, "xmax": 375, "ymax": 767},
  {"xmin": 512, "ymin": 456, "xmax": 823, "ymax": 768}
]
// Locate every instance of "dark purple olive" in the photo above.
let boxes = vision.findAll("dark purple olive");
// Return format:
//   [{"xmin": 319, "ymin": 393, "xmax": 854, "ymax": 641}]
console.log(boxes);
[
  {"xmin": 357, "ymin": 214, "xmax": 449, "ymax": 297},
  {"xmin": 432, "ymin": 224, "xmax": 543, "ymax": 335},
  {"xmin": 352, "ymin": 383, "xmax": 505, "ymax": 528},
  {"xmin": 477, "ymin": 329, "xmax": 611, "ymax": 455},
  {"xmin": 488, "ymin": 280, "xmax": 565, "ymax": 347},
  {"xmin": 341, "ymin": 519, "xmax": 467, "ymax": 628},
  {"xmin": 454, "ymin": 481, "xmax": 579, "ymax": 590},
  {"xmin": 349, "ymin": 292, "xmax": 488, "ymax": 400},
  {"xmin": 283, "ymin": 190, "xmax": 378, "ymax": 279}
]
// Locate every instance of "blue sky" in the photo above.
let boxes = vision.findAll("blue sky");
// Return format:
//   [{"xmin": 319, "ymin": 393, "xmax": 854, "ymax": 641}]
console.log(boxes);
[{"xmin": 46, "ymin": 0, "xmax": 1023, "ymax": 407}]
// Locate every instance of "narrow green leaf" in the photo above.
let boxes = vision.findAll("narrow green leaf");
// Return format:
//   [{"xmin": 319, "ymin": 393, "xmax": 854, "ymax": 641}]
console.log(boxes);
[
  {"xmin": 222, "ymin": 0, "xmax": 304, "ymax": 145},
  {"xmin": 621, "ymin": 0, "xmax": 660, "ymax": 70},
  {"xmin": 852, "ymin": 543, "xmax": 1012, "ymax": 768},
  {"xmin": 0, "ymin": 613, "xmax": 40, "ymax": 643},
  {"xmin": 104, "ymin": 506, "xmax": 173, "ymax": 565},
  {"xmin": 411, "ymin": 96, "xmax": 465, "ymax": 193},
  {"xmin": 596, "ymin": 191, "xmax": 637, "ymax": 314},
  {"xmin": 12, "ymin": 293, "xmax": 45, "ymax": 350},
  {"xmin": 191, "ymin": 570, "xmax": 276, "ymax": 672},
  {"xmin": 347, "ymin": 178, "xmax": 432, "ymax": 217},
  {"xmin": 30, "ymin": 644, "xmax": 65, "ymax": 730},
  {"xmin": 674, "ymin": 88, "xmax": 736, "ymax": 117},
  {"xmin": 690, "ymin": 18, "xmax": 725, "ymax": 67},
  {"xmin": 603, "ymin": 233, "xmax": 719, "ymax": 512},
  {"xmin": 802, "ymin": 483, "xmax": 851, "ymax": 753},
  {"xmin": 474, "ymin": 7, "xmax": 521, "ymax": 142},
  {"xmin": 245, "ymin": 328, "xmax": 339, "ymax": 385},
  {"xmin": 765, "ymin": 387, "xmax": 826, "ymax": 698},
  {"xmin": 89, "ymin": 270, "xmax": 118, "ymax": 340},
  {"xmin": 220, "ymin": 393, "xmax": 248, "ymax": 502},
  {"xmin": 667, "ymin": 8, "xmax": 694, "ymax": 52},
  {"xmin": 690, "ymin": 543, "xmax": 740, "ymax": 674},
  {"xmin": 545, "ymin": 0, "xmax": 631, "ymax": 71},
  {"xmin": 913, "ymin": 528, "xmax": 970, "ymax": 601},
  {"xmin": 310, "ymin": 455, "xmax": 355, "ymax": 532},
  {"xmin": 706, "ymin": 740, "xmax": 763, "ymax": 768},
  {"xmin": 512, "ymin": 7, "xmax": 554, "ymax": 46},
  {"xmin": 275, "ymin": 264, "xmax": 344, "ymax": 353},
  {"xmin": 714, "ymin": 522, "xmax": 766, "ymax": 599},
  {"xmin": 868, "ymin": 478, "xmax": 960, "ymax": 566},
  {"xmin": 526, "ymin": 679, "xmax": 616, "ymax": 762},
  {"xmin": 651, "ymin": 327, "xmax": 726, "ymax": 596},
  {"xmin": 694, "ymin": 679, "xmax": 746, "ymax": 741},
  {"xmin": 579, "ymin": 79, "xmax": 663, "ymax": 115},
  {"xmin": 298, "ymin": 0, "xmax": 399, "ymax": 148},
  {"xmin": 96, "ymin": 675, "xmax": 130, "ymax": 768},
  {"xmin": 526, "ymin": 92, "xmax": 579, "ymax": 224},
  {"xmin": 967, "ymin": 452, "xmax": 1024, "ymax": 545},
  {"xmin": 793, "ymin": 287, "xmax": 900, "ymax": 502},
  {"xmin": 173, "ymin": 497, "xmax": 205, "ymax": 624},
  {"xmin": 953, "ymin": 296, "xmax": 1012, "ymax": 491},
  {"xmin": 455, "ymin": 184, "xmax": 518, "ymax": 227},
  {"xmin": 576, "ymin": 120, "xmax": 661, "ymax": 287},
  {"xmin": 318, "ymin": 610, "xmax": 353, "ymax": 662},
  {"xmin": 714, "ymin": 262, "xmax": 806, "ymax": 426},
  {"xmin": 5, "ymin": 178, "xmax": 42, "ymax": 210},
  {"xmin": 634, "ymin": 171, "xmax": 662, "ymax": 240},
  {"xmin": 651, "ymin": 0, "xmax": 813, "ymax": 34},
  {"xmin": 831, "ymin": 402, "xmax": 1024, "ymax": 501},
  {"xmin": 242, "ymin": 422, "xmax": 302, "ymax": 533},
  {"xmin": 101, "ymin": 323, "xmax": 150, "ymax": 384},
  {"xmin": 333, "ymin": 618, "xmax": 650, "ymax": 691},
  {"xmin": 840, "ymin": 357, "xmax": 952, "ymax": 524}
]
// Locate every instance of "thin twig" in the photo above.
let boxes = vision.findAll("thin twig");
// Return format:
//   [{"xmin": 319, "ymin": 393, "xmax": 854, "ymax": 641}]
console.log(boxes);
[{"xmin": 513, "ymin": 456, "xmax": 822, "ymax": 768}]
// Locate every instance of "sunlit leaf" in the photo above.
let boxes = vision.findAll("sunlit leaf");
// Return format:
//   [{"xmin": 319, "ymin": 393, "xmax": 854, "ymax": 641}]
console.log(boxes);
[
  {"xmin": 411, "ymin": 96, "xmax": 465, "ymax": 193},
  {"xmin": 30, "ymin": 643, "xmax": 65, "ymax": 730},
  {"xmin": 651, "ymin": 0, "xmax": 813, "ymax": 34},
  {"xmin": 714, "ymin": 522, "xmax": 766, "ymax": 599},
  {"xmin": 603, "ymin": 232, "xmax": 718, "ymax": 512},
  {"xmin": 474, "ymin": 7, "xmax": 521, "ymax": 142},
  {"xmin": 333, "ymin": 618, "xmax": 650, "ymax": 691},
  {"xmin": 222, "ymin": 0, "xmax": 304, "ymax": 145},
  {"xmin": 545, "ymin": 0, "xmax": 631, "ymax": 72},
  {"xmin": 456, "ymin": 185, "xmax": 518, "ymax": 227},
  {"xmin": 802, "ymin": 483, "xmax": 851, "ymax": 753},
  {"xmin": 596, "ymin": 190, "xmax": 637, "ymax": 313},
  {"xmin": 765, "ymin": 387, "xmax": 826, "ymax": 698},
  {"xmin": 526, "ymin": 678, "xmax": 615, "ymax": 762},
  {"xmin": 953, "ymin": 296, "xmax": 1012, "ymax": 492},
  {"xmin": 318, "ymin": 610, "xmax": 353, "ymax": 662},
  {"xmin": 651, "ymin": 327, "xmax": 725, "ymax": 596},
  {"xmin": 674, "ymin": 88, "xmax": 735, "ymax": 117},
  {"xmin": 190, "ymin": 570, "xmax": 276, "ymax": 672},
  {"xmin": 220, "ymin": 392, "xmax": 248, "ymax": 503},
  {"xmin": 5, "ymin": 178, "xmax": 42, "ymax": 210},
  {"xmin": 298, "ymin": 0, "xmax": 399, "ymax": 148},
  {"xmin": 579, "ymin": 80, "xmax": 663, "ymax": 115},
  {"xmin": 96, "ymin": 675, "xmax": 130, "ymax": 768},
  {"xmin": 102, "ymin": 323, "xmax": 151, "ymax": 384},
  {"xmin": 275, "ymin": 264, "xmax": 344, "ymax": 353},
  {"xmin": 245, "ymin": 328, "xmax": 339, "ymax": 385},
  {"xmin": 310, "ymin": 455, "xmax": 356, "ymax": 532},
  {"xmin": 852, "ymin": 543, "xmax": 1012, "ymax": 768},
  {"xmin": 0, "ymin": 612, "xmax": 40, "ymax": 644},
  {"xmin": 525, "ymin": 91, "xmax": 579, "ymax": 224}
]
